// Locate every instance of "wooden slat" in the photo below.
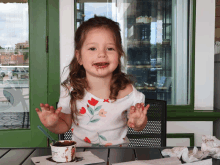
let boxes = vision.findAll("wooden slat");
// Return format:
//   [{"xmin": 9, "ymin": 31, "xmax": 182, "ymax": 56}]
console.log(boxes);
[
  {"xmin": 22, "ymin": 148, "xmax": 51, "ymax": 165},
  {"xmin": 22, "ymin": 147, "xmax": 85, "ymax": 165},
  {"xmin": 135, "ymin": 148, "xmax": 162, "ymax": 160},
  {"xmin": 0, "ymin": 149, "xmax": 10, "ymax": 158},
  {"xmin": 0, "ymin": 148, "xmax": 34, "ymax": 165},
  {"xmin": 85, "ymin": 148, "xmax": 108, "ymax": 165},
  {"xmin": 109, "ymin": 148, "xmax": 135, "ymax": 164},
  {"xmin": 76, "ymin": 147, "xmax": 85, "ymax": 152}
]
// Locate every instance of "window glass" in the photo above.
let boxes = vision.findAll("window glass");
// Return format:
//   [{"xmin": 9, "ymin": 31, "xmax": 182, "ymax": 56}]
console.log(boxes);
[
  {"xmin": 0, "ymin": 1, "xmax": 29, "ymax": 130},
  {"xmin": 75, "ymin": 0, "xmax": 191, "ymax": 105}
]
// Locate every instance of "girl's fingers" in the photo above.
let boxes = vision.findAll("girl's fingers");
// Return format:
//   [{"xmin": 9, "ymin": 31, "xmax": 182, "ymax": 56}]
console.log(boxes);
[
  {"xmin": 130, "ymin": 103, "xmax": 149, "ymax": 119},
  {"xmin": 50, "ymin": 106, "xmax": 55, "ymax": 112},
  {"xmin": 40, "ymin": 103, "xmax": 44, "ymax": 107},
  {"xmin": 41, "ymin": 103, "xmax": 50, "ymax": 111},
  {"xmin": 135, "ymin": 103, "xmax": 145, "ymax": 112},
  {"xmin": 135, "ymin": 103, "xmax": 141, "ymax": 109},
  {"xmin": 55, "ymin": 107, "xmax": 62, "ymax": 115},
  {"xmin": 35, "ymin": 108, "xmax": 42, "ymax": 117},
  {"xmin": 39, "ymin": 103, "xmax": 45, "ymax": 110},
  {"xmin": 128, "ymin": 118, "xmax": 135, "ymax": 128},
  {"xmin": 136, "ymin": 103, "xmax": 143, "ymax": 113},
  {"xmin": 45, "ymin": 104, "xmax": 50, "ymax": 108},
  {"xmin": 130, "ymin": 106, "xmax": 135, "ymax": 114},
  {"xmin": 129, "ymin": 123, "xmax": 135, "ymax": 128},
  {"xmin": 143, "ymin": 104, "xmax": 150, "ymax": 115},
  {"xmin": 35, "ymin": 108, "xmax": 41, "ymax": 113}
]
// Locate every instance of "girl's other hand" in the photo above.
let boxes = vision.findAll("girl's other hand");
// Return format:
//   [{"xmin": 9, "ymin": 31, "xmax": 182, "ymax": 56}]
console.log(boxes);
[
  {"xmin": 35, "ymin": 103, "xmax": 62, "ymax": 128},
  {"xmin": 127, "ymin": 103, "xmax": 150, "ymax": 130}
]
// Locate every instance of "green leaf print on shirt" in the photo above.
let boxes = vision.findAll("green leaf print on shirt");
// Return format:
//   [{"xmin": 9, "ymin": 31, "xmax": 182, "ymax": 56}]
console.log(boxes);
[
  {"xmin": 89, "ymin": 133, "xmax": 108, "ymax": 147},
  {"xmin": 87, "ymin": 105, "xmax": 94, "ymax": 115},
  {"xmin": 90, "ymin": 119, "xmax": 100, "ymax": 123},
  {"xmin": 85, "ymin": 98, "xmax": 108, "ymax": 124},
  {"xmin": 94, "ymin": 105, "xmax": 102, "ymax": 111},
  {"xmin": 91, "ymin": 143, "xmax": 100, "ymax": 147},
  {"xmin": 99, "ymin": 135, "xmax": 107, "ymax": 141}
]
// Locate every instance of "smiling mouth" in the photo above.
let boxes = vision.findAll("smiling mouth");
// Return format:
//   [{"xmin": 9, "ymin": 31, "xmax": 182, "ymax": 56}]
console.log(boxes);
[{"xmin": 93, "ymin": 62, "xmax": 109, "ymax": 68}]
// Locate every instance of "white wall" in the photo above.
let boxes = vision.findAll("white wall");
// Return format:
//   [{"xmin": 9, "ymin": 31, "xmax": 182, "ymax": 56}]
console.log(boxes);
[
  {"xmin": 167, "ymin": 121, "xmax": 213, "ymax": 147},
  {"xmin": 194, "ymin": 0, "xmax": 215, "ymax": 110},
  {"xmin": 59, "ymin": 0, "xmax": 75, "ymax": 83}
]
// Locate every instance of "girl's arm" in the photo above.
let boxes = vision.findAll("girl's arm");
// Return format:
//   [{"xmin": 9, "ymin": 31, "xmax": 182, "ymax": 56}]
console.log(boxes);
[{"xmin": 47, "ymin": 112, "xmax": 72, "ymax": 134}]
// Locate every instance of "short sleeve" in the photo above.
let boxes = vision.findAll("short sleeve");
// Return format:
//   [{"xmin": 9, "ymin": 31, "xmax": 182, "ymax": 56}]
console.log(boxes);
[
  {"xmin": 132, "ymin": 87, "xmax": 145, "ymax": 106},
  {"xmin": 57, "ymin": 86, "xmax": 72, "ymax": 114},
  {"xmin": 127, "ymin": 85, "xmax": 145, "ymax": 118}
]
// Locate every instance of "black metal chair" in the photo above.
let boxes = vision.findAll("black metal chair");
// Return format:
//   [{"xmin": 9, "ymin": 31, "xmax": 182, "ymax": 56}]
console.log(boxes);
[{"xmin": 58, "ymin": 99, "xmax": 167, "ymax": 147}]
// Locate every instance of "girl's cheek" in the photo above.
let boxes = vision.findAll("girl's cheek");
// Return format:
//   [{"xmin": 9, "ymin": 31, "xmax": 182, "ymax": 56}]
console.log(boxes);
[
  {"xmin": 114, "ymin": 60, "xmax": 119, "ymax": 64},
  {"xmin": 113, "ymin": 58, "xmax": 119, "ymax": 64}
]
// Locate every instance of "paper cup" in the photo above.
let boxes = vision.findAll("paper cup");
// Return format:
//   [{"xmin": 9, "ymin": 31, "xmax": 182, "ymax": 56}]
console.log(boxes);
[{"xmin": 50, "ymin": 140, "xmax": 76, "ymax": 162}]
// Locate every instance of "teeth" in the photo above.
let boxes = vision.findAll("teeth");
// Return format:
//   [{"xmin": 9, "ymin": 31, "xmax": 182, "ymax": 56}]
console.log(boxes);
[
  {"xmin": 94, "ymin": 63, "xmax": 109, "ymax": 68},
  {"xmin": 94, "ymin": 63, "xmax": 108, "ymax": 66}
]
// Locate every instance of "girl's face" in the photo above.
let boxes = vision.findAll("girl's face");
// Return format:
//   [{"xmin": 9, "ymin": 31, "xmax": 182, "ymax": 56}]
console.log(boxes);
[{"xmin": 76, "ymin": 27, "xmax": 119, "ymax": 79}]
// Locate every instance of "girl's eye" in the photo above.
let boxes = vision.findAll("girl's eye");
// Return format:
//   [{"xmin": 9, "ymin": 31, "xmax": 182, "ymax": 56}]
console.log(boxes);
[
  {"xmin": 107, "ymin": 48, "xmax": 115, "ymax": 51},
  {"xmin": 89, "ymin": 47, "xmax": 96, "ymax": 51}
]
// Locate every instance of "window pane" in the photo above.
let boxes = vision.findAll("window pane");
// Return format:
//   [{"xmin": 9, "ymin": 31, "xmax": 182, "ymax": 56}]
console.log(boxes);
[
  {"xmin": 75, "ymin": 0, "xmax": 191, "ymax": 105},
  {"xmin": 0, "ymin": 1, "xmax": 29, "ymax": 130}
]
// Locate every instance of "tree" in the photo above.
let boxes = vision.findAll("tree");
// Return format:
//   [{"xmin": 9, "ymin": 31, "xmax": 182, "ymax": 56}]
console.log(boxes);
[{"xmin": 23, "ymin": 52, "xmax": 29, "ymax": 61}]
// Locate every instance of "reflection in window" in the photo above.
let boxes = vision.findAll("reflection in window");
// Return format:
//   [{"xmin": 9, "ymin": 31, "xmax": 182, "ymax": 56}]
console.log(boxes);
[
  {"xmin": 75, "ymin": 0, "xmax": 192, "ymax": 106},
  {"xmin": 0, "ymin": 0, "xmax": 29, "ymax": 130}
]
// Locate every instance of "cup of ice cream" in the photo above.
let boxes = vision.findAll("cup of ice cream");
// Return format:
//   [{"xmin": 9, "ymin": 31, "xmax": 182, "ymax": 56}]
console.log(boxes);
[{"xmin": 50, "ymin": 140, "xmax": 76, "ymax": 162}]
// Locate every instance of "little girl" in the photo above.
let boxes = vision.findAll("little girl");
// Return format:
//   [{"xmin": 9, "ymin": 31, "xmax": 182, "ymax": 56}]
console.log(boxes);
[{"xmin": 36, "ymin": 16, "xmax": 150, "ymax": 147}]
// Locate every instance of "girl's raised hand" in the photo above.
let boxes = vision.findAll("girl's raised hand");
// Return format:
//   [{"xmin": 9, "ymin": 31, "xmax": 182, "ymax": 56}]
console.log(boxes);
[
  {"xmin": 35, "ymin": 103, "xmax": 62, "ymax": 128},
  {"xmin": 127, "ymin": 103, "xmax": 150, "ymax": 130}
]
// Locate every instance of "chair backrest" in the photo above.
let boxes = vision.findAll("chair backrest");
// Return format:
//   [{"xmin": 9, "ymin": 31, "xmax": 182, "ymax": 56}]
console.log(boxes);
[{"xmin": 58, "ymin": 99, "xmax": 167, "ymax": 147}]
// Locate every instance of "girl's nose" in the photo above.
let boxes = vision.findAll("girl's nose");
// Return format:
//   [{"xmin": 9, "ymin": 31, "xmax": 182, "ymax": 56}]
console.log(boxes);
[{"xmin": 98, "ymin": 50, "xmax": 106, "ymax": 58}]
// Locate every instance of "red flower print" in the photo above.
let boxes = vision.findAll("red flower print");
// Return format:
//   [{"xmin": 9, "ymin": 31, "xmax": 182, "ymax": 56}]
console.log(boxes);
[
  {"xmin": 103, "ymin": 99, "xmax": 109, "ymax": 103},
  {"xmin": 79, "ymin": 107, "xmax": 86, "ymax": 114},
  {"xmin": 71, "ymin": 128, "xmax": 74, "ymax": 132},
  {"xmin": 88, "ymin": 97, "xmax": 99, "ymax": 106},
  {"xmin": 84, "ymin": 137, "xmax": 91, "ymax": 143},
  {"xmin": 77, "ymin": 123, "xmax": 79, "ymax": 126}
]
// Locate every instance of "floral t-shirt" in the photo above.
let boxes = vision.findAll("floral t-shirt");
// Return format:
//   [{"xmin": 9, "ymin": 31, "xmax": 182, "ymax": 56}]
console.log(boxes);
[{"xmin": 58, "ymin": 85, "xmax": 145, "ymax": 147}]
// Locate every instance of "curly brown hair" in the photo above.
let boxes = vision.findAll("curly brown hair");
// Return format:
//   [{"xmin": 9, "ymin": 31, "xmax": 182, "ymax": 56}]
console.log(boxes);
[{"xmin": 61, "ymin": 15, "xmax": 134, "ymax": 123}]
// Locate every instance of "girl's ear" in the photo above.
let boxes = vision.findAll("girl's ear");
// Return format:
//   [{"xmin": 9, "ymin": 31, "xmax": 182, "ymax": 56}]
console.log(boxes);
[{"xmin": 75, "ymin": 50, "xmax": 82, "ymax": 65}]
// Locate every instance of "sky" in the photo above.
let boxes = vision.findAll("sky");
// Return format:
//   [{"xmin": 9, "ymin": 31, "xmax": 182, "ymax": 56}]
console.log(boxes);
[
  {"xmin": 0, "ymin": 2, "xmax": 159, "ymax": 49},
  {"xmin": 0, "ymin": 2, "xmax": 115, "ymax": 49},
  {"xmin": 0, "ymin": 3, "xmax": 28, "ymax": 49},
  {"xmin": 84, "ymin": 3, "xmax": 114, "ymax": 21}
]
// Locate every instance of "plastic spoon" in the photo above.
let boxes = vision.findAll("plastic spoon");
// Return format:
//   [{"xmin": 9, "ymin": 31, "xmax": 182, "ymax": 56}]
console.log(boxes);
[{"xmin": 37, "ymin": 125, "xmax": 56, "ymax": 145}]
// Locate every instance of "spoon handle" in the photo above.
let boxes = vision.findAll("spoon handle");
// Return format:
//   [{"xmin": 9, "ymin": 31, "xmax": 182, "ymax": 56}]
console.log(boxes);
[{"xmin": 37, "ymin": 125, "xmax": 56, "ymax": 145}]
